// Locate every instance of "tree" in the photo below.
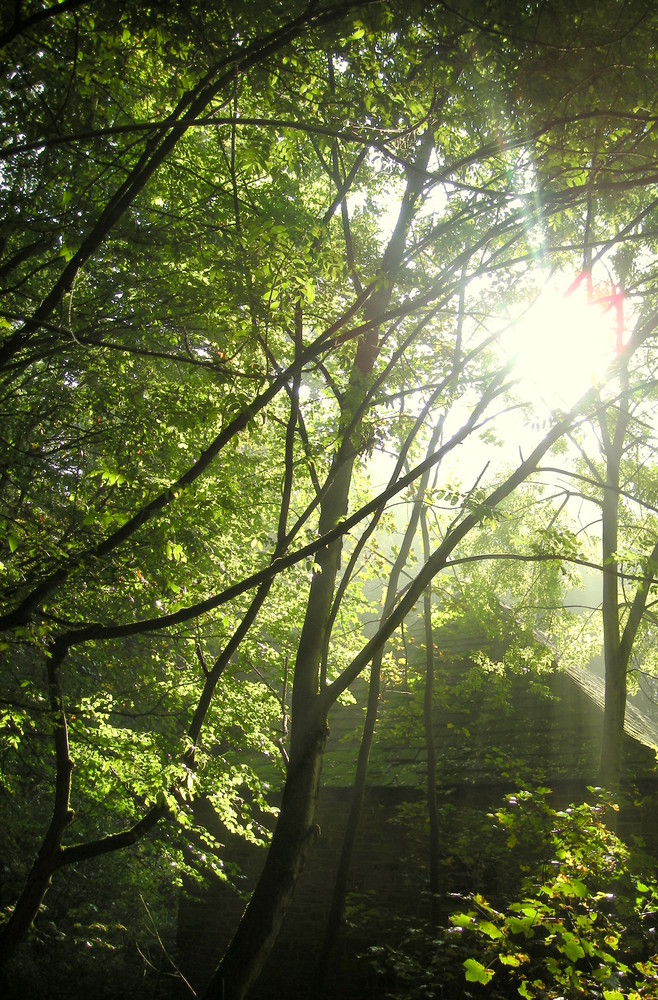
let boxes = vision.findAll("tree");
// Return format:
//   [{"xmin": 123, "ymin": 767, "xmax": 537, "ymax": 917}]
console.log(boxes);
[
  {"xmin": 2, "ymin": 2, "xmax": 658, "ymax": 997},
  {"xmin": 514, "ymin": 266, "xmax": 658, "ymax": 790},
  {"xmin": 556, "ymin": 342, "xmax": 658, "ymax": 788}
]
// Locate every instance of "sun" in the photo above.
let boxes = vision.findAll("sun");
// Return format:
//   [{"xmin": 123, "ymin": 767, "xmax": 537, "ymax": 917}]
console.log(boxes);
[{"xmin": 505, "ymin": 273, "xmax": 620, "ymax": 412}]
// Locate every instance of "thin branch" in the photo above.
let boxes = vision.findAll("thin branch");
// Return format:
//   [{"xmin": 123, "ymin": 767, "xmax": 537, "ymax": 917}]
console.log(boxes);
[
  {"xmin": 320, "ymin": 384, "xmax": 606, "ymax": 708},
  {"xmin": 0, "ymin": 1, "xmax": 378, "ymax": 367},
  {"xmin": 619, "ymin": 538, "xmax": 658, "ymax": 663},
  {"xmin": 22, "ymin": 371, "xmax": 530, "ymax": 653}
]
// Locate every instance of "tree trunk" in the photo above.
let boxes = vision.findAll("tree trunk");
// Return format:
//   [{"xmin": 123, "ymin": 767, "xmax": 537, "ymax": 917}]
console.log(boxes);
[
  {"xmin": 599, "ymin": 474, "xmax": 625, "ymax": 788},
  {"xmin": 598, "ymin": 381, "xmax": 628, "ymax": 790},
  {"xmin": 421, "ymin": 509, "xmax": 440, "ymax": 926},
  {"xmin": 200, "ymin": 126, "xmax": 436, "ymax": 1000},
  {"xmin": 313, "ymin": 415, "xmax": 447, "ymax": 994},
  {"xmin": 0, "ymin": 849, "xmax": 58, "ymax": 966},
  {"xmin": 201, "ymin": 702, "xmax": 328, "ymax": 1000},
  {"xmin": 0, "ymin": 644, "xmax": 74, "ymax": 965},
  {"xmin": 597, "ymin": 385, "xmax": 658, "ymax": 788},
  {"xmin": 312, "ymin": 654, "xmax": 380, "ymax": 999},
  {"xmin": 599, "ymin": 647, "xmax": 628, "ymax": 789}
]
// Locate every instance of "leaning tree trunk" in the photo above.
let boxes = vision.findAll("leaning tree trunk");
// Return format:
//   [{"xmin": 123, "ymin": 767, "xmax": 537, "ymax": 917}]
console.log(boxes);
[
  {"xmin": 200, "ymin": 128, "xmax": 435, "ymax": 1000},
  {"xmin": 0, "ymin": 643, "xmax": 74, "ymax": 965},
  {"xmin": 200, "ymin": 697, "xmax": 329, "ymax": 1000}
]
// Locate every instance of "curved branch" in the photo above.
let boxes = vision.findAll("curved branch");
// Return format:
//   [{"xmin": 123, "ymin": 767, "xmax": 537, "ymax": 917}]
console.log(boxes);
[
  {"xmin": 0, "ymin": 286, "xmax": 376, "ymax": 632},
  {"xmin": 54, "ymin": 802, "xmax": 166, "ymax": 869}
]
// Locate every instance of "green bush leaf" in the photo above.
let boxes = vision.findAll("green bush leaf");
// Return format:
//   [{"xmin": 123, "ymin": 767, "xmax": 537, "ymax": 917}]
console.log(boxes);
[
  {"xmin": 558, "ymin": 932, "xmax": 585, "ymax": 962},
  {"xmin": 479, "ymin": 919, "xmax": 503, "ymax": 940},
  {"xmin": 464, "ymin": 958, "xmax": 495, "ymax": 984},
  {"xmin": 500, "ymin": 953, "xmax": 527, "ymax": 967}
]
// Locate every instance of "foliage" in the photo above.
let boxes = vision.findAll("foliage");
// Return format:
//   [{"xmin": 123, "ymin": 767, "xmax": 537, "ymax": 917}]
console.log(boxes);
[
  {"xmin": 451, "ymin": 789, "xmax": 658, "ymax": 999},
  {"xmin": 366, "ymin": 789, "xmax": 658, "ymax": 999},
  {"xmin": 2, "ymin": 0, "xmax": 658, "ymax": 994}
]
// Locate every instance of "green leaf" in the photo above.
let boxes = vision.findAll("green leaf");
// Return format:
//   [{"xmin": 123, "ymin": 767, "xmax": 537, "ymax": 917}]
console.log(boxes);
[
  {"xmin": 558, "ymin": 933, "xmax": 585, "ymax": 962},
  {"xmin": 464, "ymin": 959, "xmax": 495, "ymax": 984},
  {"xmin": 500, "ymin": 953, "xmax": 526, "ymax": 967},
  {"xmin": 478, "ymin": 920, "xmax": 503, "ymax": 940},
  {"xmin": 165, "ymin": 540, "xmax": 187, "ymax": 563},
  {"xmin": 570, "ymin": 878, "xmax": 588, "ymax": 898}
]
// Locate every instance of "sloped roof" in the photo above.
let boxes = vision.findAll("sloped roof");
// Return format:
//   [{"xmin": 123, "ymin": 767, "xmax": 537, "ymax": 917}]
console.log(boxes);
[
  {"xmin": 565, "ymin": 663, "xmax": 658, "ymax": 750},
  {"xmin": 323, "ymin": 661, "xmax": 658, "ymax": 790},
  {"xmin": 528, "ymin": 611, "xmax": 658, "ymax": 750},
  {"xmin": 322, "ymin": 605, "xmax": 658, "ymax": 789}
]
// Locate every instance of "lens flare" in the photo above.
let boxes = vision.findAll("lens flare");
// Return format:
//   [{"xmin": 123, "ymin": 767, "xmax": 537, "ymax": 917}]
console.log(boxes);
[{"xmin": 506, "ymin": 274, "xmax": 620, "ymax": 410}]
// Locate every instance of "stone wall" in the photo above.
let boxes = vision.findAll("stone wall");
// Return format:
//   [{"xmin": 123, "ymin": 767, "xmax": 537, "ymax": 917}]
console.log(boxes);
[{"xmin": 176, "ymin": 781, "xmax": 658, "ymax": 999}]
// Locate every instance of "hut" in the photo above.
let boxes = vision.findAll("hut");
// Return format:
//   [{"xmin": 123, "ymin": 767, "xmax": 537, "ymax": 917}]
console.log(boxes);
[{"xmin": 175, "ymin": 627, "xmax": 658, "ymax": 999}]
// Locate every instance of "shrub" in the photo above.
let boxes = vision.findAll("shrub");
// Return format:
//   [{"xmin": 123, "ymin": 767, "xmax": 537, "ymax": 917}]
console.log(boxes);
[{"xmin": 448, "ymin": 789, "xmax": 658, "ymax": 998}]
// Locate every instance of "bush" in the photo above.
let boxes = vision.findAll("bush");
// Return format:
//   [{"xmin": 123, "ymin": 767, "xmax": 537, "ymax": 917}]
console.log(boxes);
[
  {"xmin": 449, "ymin": 789, "xmax": 658, "ymax": 998},
  {"xmin": 366, "ymin": 788, "xmax": 658, "ymax": 999}
]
